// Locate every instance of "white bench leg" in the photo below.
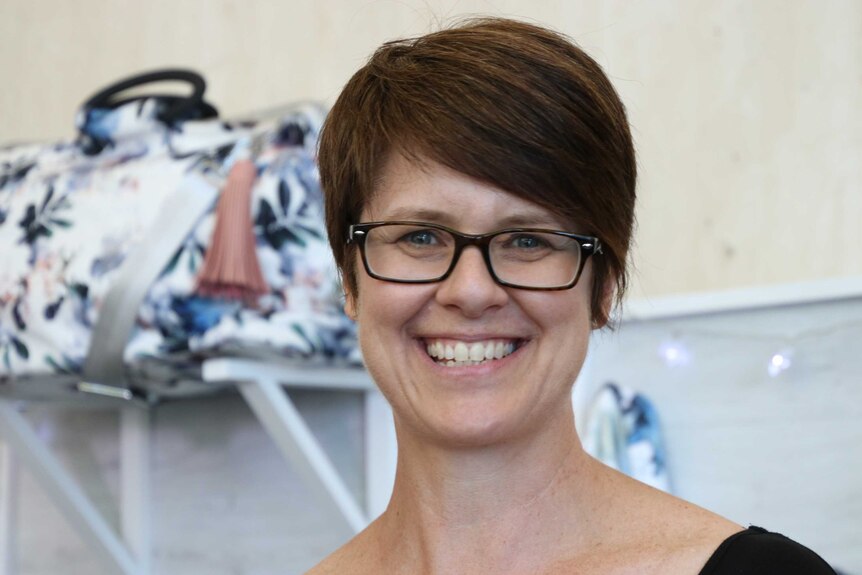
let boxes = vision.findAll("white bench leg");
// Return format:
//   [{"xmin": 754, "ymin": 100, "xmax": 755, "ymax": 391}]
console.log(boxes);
[
  {"xmin": 364, "ymin": 389, "xmax": 396, "ymax": 521},
  {"xmin": 0, "ymin": 400, "xmax": 141, "ymax": 575},
  {"xmin": 121, "ymin": 407, "xmax": 151, "ymax": 573},
  {"xmin": 1, "ymin": 439, "xmax": 19, "ymax": 575},
  {"xmin": 237, "ymin": 378, "xmax": 369, "ymax": 533}
]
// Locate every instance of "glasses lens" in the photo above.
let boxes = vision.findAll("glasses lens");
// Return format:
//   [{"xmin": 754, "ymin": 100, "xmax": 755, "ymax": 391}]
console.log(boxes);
[
  {"xmin": 364, "ymin": 224, "xmax": 455, "ymax": 281},
  {"xmin": 489, "ymin": 231, "xmax": 581, "ymax": 288}
]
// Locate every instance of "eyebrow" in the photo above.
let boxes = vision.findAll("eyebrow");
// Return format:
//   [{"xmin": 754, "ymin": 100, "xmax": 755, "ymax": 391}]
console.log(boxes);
[{"xmin": 379, "ymin": 207, "xmax": 567, "ymax": 229}]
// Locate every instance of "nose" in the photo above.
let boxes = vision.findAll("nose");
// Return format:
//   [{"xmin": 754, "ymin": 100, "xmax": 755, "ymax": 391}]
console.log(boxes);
[{"xmin": 434, "ymin": 246, "xmax": 508, "ymax": 317}]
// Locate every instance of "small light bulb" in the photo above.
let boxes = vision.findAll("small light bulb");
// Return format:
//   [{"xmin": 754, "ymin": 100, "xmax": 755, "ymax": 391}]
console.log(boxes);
[
  {"xmin": 659, "ymin": 340, "xmax": 691, "ymax": 367},
  {"xmin": 768, "ymin": 349, "xmax": 793, "ymax": 378}
]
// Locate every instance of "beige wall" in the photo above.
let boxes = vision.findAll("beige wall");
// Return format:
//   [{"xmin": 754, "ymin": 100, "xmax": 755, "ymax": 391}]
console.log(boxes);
[{"xmin": 1, "ymin": 0, "xmax": 860, "ymax": 299}]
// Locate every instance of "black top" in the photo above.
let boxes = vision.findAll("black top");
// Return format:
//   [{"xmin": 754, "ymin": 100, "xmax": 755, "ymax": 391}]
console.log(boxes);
[{"xmin": 699, "ymin": 526, "xmax": 837, "ymax": 574}]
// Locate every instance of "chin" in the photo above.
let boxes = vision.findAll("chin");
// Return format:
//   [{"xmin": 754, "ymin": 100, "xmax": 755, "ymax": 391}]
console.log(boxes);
[{"xmin": 414, "ymin": 398, "xmax": 533, "ymax": 449}]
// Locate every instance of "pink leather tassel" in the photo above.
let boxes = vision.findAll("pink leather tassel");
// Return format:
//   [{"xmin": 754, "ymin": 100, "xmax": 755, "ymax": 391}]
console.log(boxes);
[{"xmin": 195, "ymin": 158, "xmax": 269, "ymax": 303}]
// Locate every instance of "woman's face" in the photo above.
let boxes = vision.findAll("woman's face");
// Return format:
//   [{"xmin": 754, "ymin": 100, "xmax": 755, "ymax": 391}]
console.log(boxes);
[{"xmin": 347, "ymin": 152, "xmax": 595, "ymax": 447}]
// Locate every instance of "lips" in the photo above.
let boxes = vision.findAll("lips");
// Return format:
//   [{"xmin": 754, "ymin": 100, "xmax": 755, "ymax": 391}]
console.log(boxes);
[{"xmin": 423, "ymin": 338, "xmax": 519, "ymax": 367}]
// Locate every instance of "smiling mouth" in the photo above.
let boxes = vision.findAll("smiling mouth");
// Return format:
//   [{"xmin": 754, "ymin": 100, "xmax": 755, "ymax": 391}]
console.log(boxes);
[{"xmin": 423, "ymin": 339, "xmax": 521, "ymax": 367}]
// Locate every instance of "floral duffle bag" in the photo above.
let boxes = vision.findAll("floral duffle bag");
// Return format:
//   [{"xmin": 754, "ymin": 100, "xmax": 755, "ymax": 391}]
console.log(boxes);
[{"xmin": 0, "ymin": 70, "xmax": 359, "ymax": 401}]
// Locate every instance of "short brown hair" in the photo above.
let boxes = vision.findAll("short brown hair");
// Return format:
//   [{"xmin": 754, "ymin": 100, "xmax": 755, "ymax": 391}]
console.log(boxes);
[{"xmin": 318, "ymin": 17, "xmax": 636, "ymax": 326}]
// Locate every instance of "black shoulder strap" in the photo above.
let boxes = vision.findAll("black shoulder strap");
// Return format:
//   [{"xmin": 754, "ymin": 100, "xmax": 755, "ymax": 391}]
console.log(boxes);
[{"xmin": 699, "ymin": 526, "xmax": 837, "ymax": 575}]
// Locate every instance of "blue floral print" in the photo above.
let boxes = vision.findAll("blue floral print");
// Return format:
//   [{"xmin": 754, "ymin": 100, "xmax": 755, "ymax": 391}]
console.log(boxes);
[{"xmin": 0, "ymin": 97, "xmax": 359, "ymax": 396}]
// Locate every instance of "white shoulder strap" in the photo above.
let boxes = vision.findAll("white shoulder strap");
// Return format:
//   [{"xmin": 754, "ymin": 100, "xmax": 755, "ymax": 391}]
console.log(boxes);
[{"xmin": 82, "ymin": 173, "xmax": 219, "ymax": 390}]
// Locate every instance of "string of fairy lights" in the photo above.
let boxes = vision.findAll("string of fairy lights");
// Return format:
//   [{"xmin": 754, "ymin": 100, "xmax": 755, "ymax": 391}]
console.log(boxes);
[{"xmin": 646, "ymin": 318, "xmax": 862, "ymax": 379}]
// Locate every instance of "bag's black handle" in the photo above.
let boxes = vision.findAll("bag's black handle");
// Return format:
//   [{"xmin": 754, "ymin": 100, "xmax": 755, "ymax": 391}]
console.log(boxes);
[{"xmin": 81, "ymin": 69, "xmax": 209, "ymax": 124}]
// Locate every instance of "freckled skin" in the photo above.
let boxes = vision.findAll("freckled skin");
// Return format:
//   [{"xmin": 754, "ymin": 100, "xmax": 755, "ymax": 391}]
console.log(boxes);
[
  {"xmin": 346, "ymin": 151, "xmax": 594, "ymax": 448},
  {"xmin": 313, "ymin": 152, "xmax": 743, "ymax": 575}
]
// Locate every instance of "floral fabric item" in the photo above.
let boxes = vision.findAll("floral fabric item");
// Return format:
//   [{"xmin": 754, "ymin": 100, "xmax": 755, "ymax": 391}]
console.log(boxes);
[
  {"xmin": 0, "ymin": 98, "xmax": 359, "ymax": 399},
  {"xmin": 582, "ymin": 381, "xmax": 672, "ymax": 492}
]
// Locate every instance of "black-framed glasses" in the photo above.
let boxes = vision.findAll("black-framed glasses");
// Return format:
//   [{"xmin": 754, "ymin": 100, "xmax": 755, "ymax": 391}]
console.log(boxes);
[{"xmin": 348, "ymin": 221, "xmax": 602, "ymax": 291}]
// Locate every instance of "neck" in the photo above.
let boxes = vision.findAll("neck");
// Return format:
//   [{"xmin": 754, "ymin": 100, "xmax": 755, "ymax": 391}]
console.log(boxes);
[{"xmin": 377, "ymin": 404, "xmax": 604, "ymax": 574}]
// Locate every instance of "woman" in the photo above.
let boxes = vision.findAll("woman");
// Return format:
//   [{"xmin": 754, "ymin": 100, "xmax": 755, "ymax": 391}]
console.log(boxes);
[{"xmin": 312, "ymin": 18, "xmax": 836, "ymax": 574}]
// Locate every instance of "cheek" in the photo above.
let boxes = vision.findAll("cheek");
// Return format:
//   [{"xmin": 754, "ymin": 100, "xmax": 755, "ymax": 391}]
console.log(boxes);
[
  {"xmin": 353, "ymin": 283, "xmax": 435, "ymax": 401},
  {"xmin": 353, "ymin": 278, "xmax": 433, "ymax": 336},
  {"xmin": 519, "ymin": 280, "xmax": 592, "ymax": 323}
]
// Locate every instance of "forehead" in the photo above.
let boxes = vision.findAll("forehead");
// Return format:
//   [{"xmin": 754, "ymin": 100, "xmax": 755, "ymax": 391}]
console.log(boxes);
[{"xmin": 363, "ymin": 152, "xmax": 568, "ymax": 232}]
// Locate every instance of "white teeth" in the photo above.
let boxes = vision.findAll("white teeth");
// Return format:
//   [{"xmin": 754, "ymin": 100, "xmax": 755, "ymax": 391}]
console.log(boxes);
[
  {"xmin": 425, "ymin": 338, "xmax": 519, "ymax": 366},
  {"xmin": 454, "ymin": 342, "xmax": 469, "ymax": 361},
  {"xmin": 468, "ymin": 343, "xmax": 485, "ymax": 361}
]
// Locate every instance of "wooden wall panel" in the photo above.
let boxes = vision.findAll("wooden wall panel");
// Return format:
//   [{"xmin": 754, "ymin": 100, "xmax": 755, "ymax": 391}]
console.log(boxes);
[{"xmin": 1, "ymin": 0, "xmax": 860, "ymax": 299}]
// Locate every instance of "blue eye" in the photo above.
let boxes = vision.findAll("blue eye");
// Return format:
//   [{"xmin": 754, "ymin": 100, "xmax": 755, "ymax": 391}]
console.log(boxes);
[
  {"xmin": 510, "ymin": 234, "xmax": 549, "ymax": 249},
  {"xmin": 402, "ymin": 230, "xmax": 438, "ymax": 245}
]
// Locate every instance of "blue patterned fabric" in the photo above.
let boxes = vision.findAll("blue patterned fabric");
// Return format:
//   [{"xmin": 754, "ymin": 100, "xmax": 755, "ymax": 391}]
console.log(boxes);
[
  {"xmin": 582, "ymin": 382, "xmax": 672, "ymax": 492},
  {"xmin": 0, "ymin": 98, "xmax": 359, "ymax": 398}
]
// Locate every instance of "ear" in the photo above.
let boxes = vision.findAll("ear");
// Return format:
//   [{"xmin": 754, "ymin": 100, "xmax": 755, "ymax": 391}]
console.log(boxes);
[
  {"xmin": 344, "ymin": 290, "xmax": 358, "ymax": 321},
  {"xmin": 592, "ymin": 279, "xmax": 615, "ymax": 329}
]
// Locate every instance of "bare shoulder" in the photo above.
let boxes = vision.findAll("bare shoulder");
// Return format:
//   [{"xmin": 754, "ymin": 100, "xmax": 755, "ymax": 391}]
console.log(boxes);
[
  {"xmin": 638, "ymin": 479, "xmax": 741, "ymax": 543},
  {"xmin": 651, "ymin": 503, "xmax": 743, "ymax": 574},
  {"xmin": 305, "ymin": 541, "xmax": 363, "ymax": 575},
  {"xmin": 305, "ymin": 524, "xmax": 381, "ymax": 575},
  {"xmin": 578, "ymin": 464, "xmax": 744, "ymax": 573},
  {"xmin": 304, "ymin": 547, "xmax": 345, "ymax": 575}
]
